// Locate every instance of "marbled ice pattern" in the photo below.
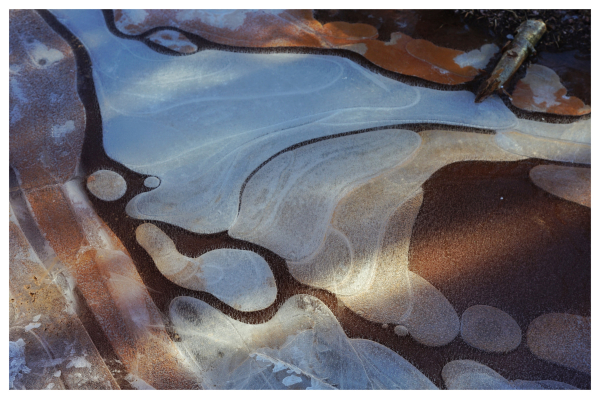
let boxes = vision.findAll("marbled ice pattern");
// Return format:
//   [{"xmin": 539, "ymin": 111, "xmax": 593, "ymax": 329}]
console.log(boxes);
[
  {"xmin": 10, "ymin": 8, "xmax": 591, "ymax": 391},
  {"xmin": 231, "ymin": 129, "xmax": 421, "ymax": 261},
  {"xmin": 529, "ymin": 165, "xmax": 590, "ymax": 208},
  {"xmin": 114, "ymin": 9, "xmax": 497, "ymax": 85},
  {"xmin": 283, "ymin": 131, "xmax": 523, "ymax": 346},
  {"xmin": 170, "ymin": 294, "xmax": 437, "ymax": 389},
  {"xmin": 496, "ymin": 118, "xmax": 590, "ymax": 164},
  {"xmin": 136, "ymin": 223, "xmax": 277, "ymax": 311},
  {"xmin": 51, "ymin": 9, "xmax": 516, "ymax": 235}
]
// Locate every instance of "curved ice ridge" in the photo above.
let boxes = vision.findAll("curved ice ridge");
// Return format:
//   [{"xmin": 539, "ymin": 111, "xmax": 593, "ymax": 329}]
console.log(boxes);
[
  {"xmin": 230, "ymin": 129, "xmax": 421, "ymax": 261},
  {"xmin": 236, "ymin": 130, "xmax": 524, "ymax": 346},
  {"xmin": 136, "ymin": 223, "xmax": 276, "ymax": 311},
  {"xmin": 50, "ymin": 9, "xmax": 517, "ymax": 234},
  {"xmin": 496, "ymin": 118, "xmax": 590, "ymax": 164},
  {"xmin": 442, "ymin": 360, "xmax": 579, "ymax": 390},
  {"xmin": 170, "ymin": 294, "xmax": 437, "ymax": 389}
]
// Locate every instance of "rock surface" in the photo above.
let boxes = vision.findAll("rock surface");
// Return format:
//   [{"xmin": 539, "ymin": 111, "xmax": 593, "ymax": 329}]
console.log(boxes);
[
  {"xmin": 10, "ymin": 205, "xmax": 118, "ymax": 390},
  {"xmin": 9, "ymin": 9, "xmax": 85, "ymax": 190}
]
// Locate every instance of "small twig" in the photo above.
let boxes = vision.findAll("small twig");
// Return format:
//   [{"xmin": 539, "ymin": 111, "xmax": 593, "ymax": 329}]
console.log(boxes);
[{"xmin": 475, "ymin": 19, "xmax": 546, "ymax": 103}]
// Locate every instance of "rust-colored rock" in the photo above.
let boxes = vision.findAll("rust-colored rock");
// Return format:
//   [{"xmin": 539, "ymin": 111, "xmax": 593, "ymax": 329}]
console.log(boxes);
[
  {"xmin": 23, "ymin": 182, "xmax": 198, "ymax": 389},
  {"xmin": 10, "ymin": 206, "xmax": 119, "ymax": 390},
  {"xmin": 511, "ymin": 64, "xmax": 590, "ymax": 115},
  {"xmin": 9, "ymin": 10, "xmax": 85, "ymax": 190}
]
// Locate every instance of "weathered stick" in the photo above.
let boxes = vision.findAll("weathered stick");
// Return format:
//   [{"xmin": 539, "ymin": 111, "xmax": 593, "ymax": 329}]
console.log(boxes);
[{"xmin": 475, "ymin": 19, "xmax": 546, "ymax": 103}]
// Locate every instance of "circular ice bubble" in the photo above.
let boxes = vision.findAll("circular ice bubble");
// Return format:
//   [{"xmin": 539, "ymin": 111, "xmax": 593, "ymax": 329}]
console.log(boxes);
[
  {"xmin": 461, "ymin": 305, "xmax": 521, "ymax": 353},
  {"xmin": 394, "ymin": 325, "xmax": 409, "ymax": 337},
  {"xmin": 144, "ymin": 176, "xmax": 160, "ymax": 188},
  {"xmin": 87, "ymin": 170, "xmax": 127, "ymax": 201}
]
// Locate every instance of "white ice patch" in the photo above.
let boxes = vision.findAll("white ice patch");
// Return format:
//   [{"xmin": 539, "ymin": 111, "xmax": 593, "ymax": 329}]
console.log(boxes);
[
  {"xmin": 86, "ymin": 170, "xmax": 127, "ymax": 201},
  {"xmin": 10, "ymin": 106, "xmax": 23, "ymax": 125},
  {"xmin": 252, "ymin": 353, "xmax": 303, "ymax": 376},
  {"xmin": 385, "ymin": 32, "xmax": 404, "ymax": 46},
  {"xmin": 453, "ymin": 43, "xmax": 499, "ymax": 69},
  {"xmin": 143, "ymin": 176, "xmax": 160, "ymax": 188},
  {"xmin": 51, "ymin": 120, "xmax": 75, "ymax": 138},
  {"xmin": 433, "ymin": 65, "xmax": 450, "ymax": 75},
  {"xmin": 533, "ymin": 93, "xmax": 560, "ymax": 107},
  {"xmin": 24, "ymin": 322, "xmax": 41, "ymax": 331},
  {"xmin": 148, "ymin": 30, "xmax": 198, "ymax": 53},
  {"xmin": 282, "ymin": 375, "xmax": 303, "ymax": 386},
  {"xmin": 38, "ymin": 358, "xmax": 65, "ymax": 368},
  {"xmin": 66, "ymin": 355, "xmax": 92, "ymax": 369},
  {"xmin": 175, "ymin": 9, "xmax": 285, "ymax": 30},
  {"xmin": 125, "ymin": 374, "xmax": 156, "ymax": 390},
  {"xmin": 32, "ymin": 315, "xmax": 41, "ymax": 322},
  {"xmin": 117, "ymin": 10, "xmax": 148, "ymax": 27},
  {"xmin": 339, "ymin": 42, "xmax": 368, "ymax": 55},
  {"xmin": 10, "ymin": 77, "xmax": 28, "ymax": 103},
  {"xmin": 10, "ymin": 339, "xmax": 31, "ymax": 389},
  {"xmin": 26, "ymin": 40, "xmax": 64, "ymax": 68},
  {"xmin": 9, "ymin": 64, "xmax": 22, "ymax": 75}
]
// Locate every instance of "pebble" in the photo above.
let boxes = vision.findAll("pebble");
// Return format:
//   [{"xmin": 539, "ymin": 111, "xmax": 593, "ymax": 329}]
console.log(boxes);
[{"xmin": 394, "ymin": 325, "xmax": 408, "ymax": 337}]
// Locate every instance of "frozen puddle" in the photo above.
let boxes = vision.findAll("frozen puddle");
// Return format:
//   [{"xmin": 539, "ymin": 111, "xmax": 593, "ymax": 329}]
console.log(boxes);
[{"xmin": 51, "ymin": 9, "xmax": 516, "ymax": 234}]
